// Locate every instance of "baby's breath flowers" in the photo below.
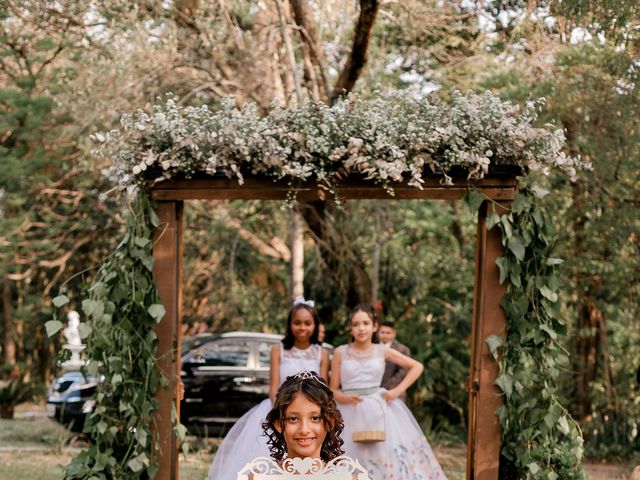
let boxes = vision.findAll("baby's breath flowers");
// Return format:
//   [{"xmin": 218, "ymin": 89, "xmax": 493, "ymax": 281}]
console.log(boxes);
[{"xmin": 95, "ymin": 90, "xmax": 589, "ymax": 195}]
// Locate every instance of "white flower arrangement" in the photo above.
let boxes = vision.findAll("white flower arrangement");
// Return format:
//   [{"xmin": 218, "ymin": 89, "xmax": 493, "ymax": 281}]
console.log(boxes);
[{"xmin": 95, "ymin": 90, "xmax": 588, "ymax": 195}]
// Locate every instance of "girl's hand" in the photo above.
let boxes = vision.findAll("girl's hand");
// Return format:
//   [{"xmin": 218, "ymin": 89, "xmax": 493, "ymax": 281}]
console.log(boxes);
[
  {"xmin": 382, "ymin": 388, "xmax": 401, "ymax": 401},
  {"xmin": 345, "ymin": 394, "xmax": 363, "ymax": 404}
]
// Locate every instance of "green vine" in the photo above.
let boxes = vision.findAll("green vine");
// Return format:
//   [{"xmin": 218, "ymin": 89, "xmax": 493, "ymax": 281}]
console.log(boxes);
[
  {"xmin": 47, "ymin": 191, "xmax": 181, "ymax": 479},
  {"xmin": 471, "ymin": 185, "xmax": 586, "ymax": 479}
]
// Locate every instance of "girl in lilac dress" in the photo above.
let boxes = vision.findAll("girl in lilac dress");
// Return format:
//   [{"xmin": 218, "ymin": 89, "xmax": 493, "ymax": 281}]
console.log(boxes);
[{"xmin": 330, "ymin": 304, "xmax": 447, "ymax": 480}]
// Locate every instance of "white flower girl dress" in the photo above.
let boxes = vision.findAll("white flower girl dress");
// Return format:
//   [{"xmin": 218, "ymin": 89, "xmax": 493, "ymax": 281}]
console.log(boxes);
[
  {"xmin": 208, "ymin": 343, "xmax": 323, "ymax": 480},
  {"xmin": 336, "ymin": 343, "xmax": 447, "ymax": 480}
]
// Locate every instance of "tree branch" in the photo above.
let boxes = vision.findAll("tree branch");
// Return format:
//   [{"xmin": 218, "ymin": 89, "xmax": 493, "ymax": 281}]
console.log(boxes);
[
  {"xmin": 274, "ymin": 0, "xmax": 304, "ymax": 104},
  {"xmin": 289, "ymin": 0, "xmax": 330, "ymax": 101},
  {"xmin": 330, "ymin": 0, "xmax": 380, "ymax": 105}
]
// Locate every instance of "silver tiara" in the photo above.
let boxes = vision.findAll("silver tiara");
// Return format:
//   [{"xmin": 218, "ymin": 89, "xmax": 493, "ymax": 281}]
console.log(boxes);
[
  {"xmin": 294, "ymin": 370, "xmax": 326, "ymax": 385},
  {"xmin": 295, "ymin": 370, "xmax": 317, "ymax": 380},
  {"xmin": 293, "ymin": 295, "xmax": 315, "ymax": 308}
]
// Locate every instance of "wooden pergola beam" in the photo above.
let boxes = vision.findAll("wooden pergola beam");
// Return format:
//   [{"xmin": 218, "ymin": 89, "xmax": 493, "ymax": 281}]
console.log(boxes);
[
  {"xmin": 150, "ymin": 176, "xmax": 517, "ymax": 201},
  {"xmin": 467, "ymin": 201, "xmax": 509, "ymax": 480},
  {"xmin": 152, "ymin": 201, "xmax": 184, "ymax": 480},
  {"xmin": 150, "ymin": 173, "xmax": 515, "ymax": 480}
]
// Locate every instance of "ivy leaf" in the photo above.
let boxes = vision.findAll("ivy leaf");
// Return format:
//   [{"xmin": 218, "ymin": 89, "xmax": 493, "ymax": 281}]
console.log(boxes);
[
  {"xmin": 531, "ymin": 185, "xmax": 550, "ymax": 198},
  {"xmin": 508, "ymin": 235, "xmax": 525, "ymax": 261},
  {"xmin": 174, "ymin": 423, "xmax": 187, "ymax": 441},
  {"xmin": 548, "ymin": 472, "xmax": 558, "ymax": 480},
  {"xmin": 500, "ymin": 215, "xmax": 513, "ymax": 239},
  {"xmin": 135, "ymin": 428, "xmax": 148, "ymax": 447},
  {"xmin": 486, "ymin": 211, "xmax": 500, "ymax": 230},
  {"xmin": 528, "ymin": 463, "xmax": 541, "ymax": 474},
  {"xmin": 45, "ymin": 320, "xmax": 63, "ymax": 337},
  {"xmin": 495, "ymin": 373, "xmax": 514, "ymax": 397},
  {"xmin": 78, "ymin": 323, "xmax": 92, "ymax": 339},
  {"xmin": 539, "ymin": 286, "xmax": 558, "ymax": 302},
  {"xmin": 127, "ymin": 457, "xmax": 144, "ymax": 473},
  {"xmin": 87, "ymin": 361, "xmax": 99, "ymax": 377},
  {"xmin": 52, "ymin": 295, "xmax": 70, "ymax": 307},
  {"xmin": 148, "ymin": 304, "xmax": 166, "ymax": 322},
  {"xmin": 96, "ymin": 421, "xmax": 108, "ymax": 434},
  {"xmin": 544, "ymin": 404, "xmax": 562, "ymax": 429},
  {"xmin": 82, "ymin": 299, "xmax": 99, "ymax": 316},
  {"xmin": 485, "ymin": 335, "xmax": 504, "ymax": 361},
  {"xmin": 464, "ymin": 190, "xmax": 485, "ymax": 214},
  {"xmin": 545, "ymin": 258, "xmax": 564, "ymax": 266},
  {"xmin": 558, "ymin": 415, "xmax": 571, "ymax": 435},
  {"xmin": 142, "ymin": 255, "xmax": 154, "ymax": 271},
  {"xmin": 149, "ymin": 208, "xmax": 160, "ymax": 228},
  {"xmin": 134, "ymin": 236, "xmax": 151, "ymax": 248},
  {"xmin": 540, "ymin": 323, "xmax": 557, "ymax": 340},
  {"xmin": 511, "ymin": 194, "xmax": 530, "ymax": 214},
  {"xmin": 496, "ymin": 257, "xmax": 509, "ymax": 284}
]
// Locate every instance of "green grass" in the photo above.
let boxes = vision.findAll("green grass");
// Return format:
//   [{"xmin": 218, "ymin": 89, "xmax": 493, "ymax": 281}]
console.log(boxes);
[
  {"xmin": 0, "ymin": 417, "xmax": 627, "ymax": 480},
  {"xmin": 0, "ymin": 452, "xmax": 70, "ymax": 480},
  {"xmin": 0, "ymin": 418, "xmax": 212, "ymax": 480},
  {"xmin": 0, "ymin": 417, "xmax": 70, "ymax": 450}
]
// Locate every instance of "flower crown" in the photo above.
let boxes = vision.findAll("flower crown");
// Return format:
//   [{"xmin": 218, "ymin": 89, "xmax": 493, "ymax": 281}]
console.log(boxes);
[{"xmin": 293, "ymin": 295, "xmax": 315, "ymax": 308}]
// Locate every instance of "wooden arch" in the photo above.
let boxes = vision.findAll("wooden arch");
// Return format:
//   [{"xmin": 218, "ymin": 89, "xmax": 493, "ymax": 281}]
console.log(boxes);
[{"xmin": 150, "ymin": 173, "xmax": 518, "ymax": 480}]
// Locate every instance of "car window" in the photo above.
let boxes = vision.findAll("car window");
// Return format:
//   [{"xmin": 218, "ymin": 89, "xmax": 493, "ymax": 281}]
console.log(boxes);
[
  {"xmin": 256, "ymin": 341, "xmax": 276, "ymax": 368},
  {"xmin": 200, "ymin": 340, "xmax": 250, "ymax": 367}
]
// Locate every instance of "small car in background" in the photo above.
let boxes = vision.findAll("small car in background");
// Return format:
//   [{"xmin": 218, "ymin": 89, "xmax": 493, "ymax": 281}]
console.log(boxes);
[{"xmin": 46, "ymin": 370, "xmax": 97, "ymax": 432}]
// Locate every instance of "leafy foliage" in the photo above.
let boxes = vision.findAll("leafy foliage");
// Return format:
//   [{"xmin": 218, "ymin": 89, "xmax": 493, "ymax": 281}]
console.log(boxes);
[
  {"xmin": 47, "ymin": 192, "xmax": 176, "ymax": 479},
  {"xmin": 0, "ymin": 371, "xmax": 42, "ymax": 419},
  {"xmin": 477, "ymin": 186, "xmax": 586, "ymax": 479}
]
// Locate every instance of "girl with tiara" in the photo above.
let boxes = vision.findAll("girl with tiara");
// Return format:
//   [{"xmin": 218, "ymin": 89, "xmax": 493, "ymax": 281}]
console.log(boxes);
[
  {"xmin": 209, "ymin": 297, "xmax": 329, "ymax": 480},
  {"xmin": 262, "ymin": 371, "xmax": 345, "ymax": 465},
  {"xmin": 330, "ymin": 304, "xmax": 447, "ymax": 480},
  {"xmin": 238, "ymin": 371, "xmax": 371, "ymax": 480}
]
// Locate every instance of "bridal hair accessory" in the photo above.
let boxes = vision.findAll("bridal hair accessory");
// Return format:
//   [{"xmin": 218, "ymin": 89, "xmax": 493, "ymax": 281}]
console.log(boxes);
[
  {"xmin": 294, "ymin": 370, "xmax": 317, "ymax": 380},
  {"xmin": 293, "ymin": 370, "xmax": 327, "ymax": 385},
  {"xmin": 293, "ymin": 295, "xmax": 315, "ymax": 308}
]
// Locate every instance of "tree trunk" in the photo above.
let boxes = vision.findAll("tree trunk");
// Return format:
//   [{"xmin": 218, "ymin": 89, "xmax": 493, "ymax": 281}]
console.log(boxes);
[
  {"xmin": 290, "ymin": 209, "xmax": 304, "ymax": 299},
  {"xmin": 0, "ymin": 404, "xmax": 14, "ymax": 419},
  {"xmin": 575, "ymin": 298, "xmax": 600, "ymax": 421},
  {"xmin": 2, "ymin": 272, "xmax": 16, "ymax": 366},
  {"xmin": 300, "ymin": 201, "xmax": 371, "ymax": 307}
]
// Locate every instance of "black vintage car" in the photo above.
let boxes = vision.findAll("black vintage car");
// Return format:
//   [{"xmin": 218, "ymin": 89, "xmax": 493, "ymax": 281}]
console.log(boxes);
[
  {"xmin": 180, "ymin": 331, "xmax": 283, "ymax": 435},
  {"xmin": 46, "ymin": 331, "xmax": 285, "ymax": 435}
]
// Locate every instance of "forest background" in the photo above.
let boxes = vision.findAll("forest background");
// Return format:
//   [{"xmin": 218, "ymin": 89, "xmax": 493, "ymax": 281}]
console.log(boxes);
[{"xmin": 0, "ymin": 0, "xmax": 639, "ymax": 463}]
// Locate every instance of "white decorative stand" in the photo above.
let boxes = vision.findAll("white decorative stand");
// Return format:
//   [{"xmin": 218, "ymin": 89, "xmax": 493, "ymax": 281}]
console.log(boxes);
[
  {"xmin": 62, "ymin": 311, "xmax": 86, "ymax": 371},
  {"xmin": 237, "ymin": 456, "xmax": 371, "ymax": 480}
]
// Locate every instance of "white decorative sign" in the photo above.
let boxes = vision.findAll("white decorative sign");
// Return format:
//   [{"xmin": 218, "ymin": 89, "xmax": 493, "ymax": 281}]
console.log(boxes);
[{"xmin": 236, "ymin": 455, "xmax": 371, "ymax": 480}]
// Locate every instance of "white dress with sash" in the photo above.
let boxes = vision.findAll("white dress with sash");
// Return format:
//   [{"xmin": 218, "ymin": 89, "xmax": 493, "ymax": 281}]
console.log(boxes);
[{"xmin": 337, "ymin": 343, "xmax": 447, "ymax": 480}]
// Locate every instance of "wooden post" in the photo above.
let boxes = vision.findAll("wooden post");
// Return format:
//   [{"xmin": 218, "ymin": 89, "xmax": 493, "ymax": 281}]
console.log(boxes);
[
  {"xmin": 467, "ymin": 201, "xmax": 509, "ymax": 480},
  {"xmin": 152, "ymin": 200, "xmax": 184, "ymax": 480}
]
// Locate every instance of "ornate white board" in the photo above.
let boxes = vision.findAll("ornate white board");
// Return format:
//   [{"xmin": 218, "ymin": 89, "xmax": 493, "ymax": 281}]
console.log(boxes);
[{"xmin": 236, "ymin": 456, "xmax": 371, "ymax": 480}]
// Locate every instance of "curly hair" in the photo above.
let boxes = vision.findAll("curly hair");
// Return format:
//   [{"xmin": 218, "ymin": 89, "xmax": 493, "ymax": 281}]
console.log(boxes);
[{"xmin": 262, "ymin": 372, "xmax": 344, "ymax": 462}]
